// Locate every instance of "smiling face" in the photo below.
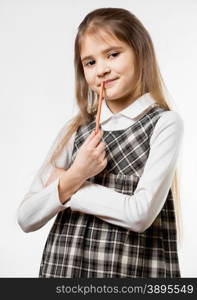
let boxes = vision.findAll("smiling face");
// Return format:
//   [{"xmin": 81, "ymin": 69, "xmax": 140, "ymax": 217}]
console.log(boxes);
[{"xmin": 80, "ymin": 30, "xmax": 139, "ymax": 113}]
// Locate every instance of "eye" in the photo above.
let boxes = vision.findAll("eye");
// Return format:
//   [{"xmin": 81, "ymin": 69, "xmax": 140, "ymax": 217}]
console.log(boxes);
[
  {"xmin": 83, "ymin": 52, "xmax": 120, "ymax": 68},
  {"xmin": 84, "ymin": 60, "xmax": 95, "ymax": 67},
  {"xmin": 109, "ymin": 52, "xmax": 119, "ymax": 58}
]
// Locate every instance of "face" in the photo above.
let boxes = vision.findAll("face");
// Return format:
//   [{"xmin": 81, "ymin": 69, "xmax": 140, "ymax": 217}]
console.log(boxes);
[{"xmin": 80, "ymin": 30, "xmax": 138, "ymax": 113}]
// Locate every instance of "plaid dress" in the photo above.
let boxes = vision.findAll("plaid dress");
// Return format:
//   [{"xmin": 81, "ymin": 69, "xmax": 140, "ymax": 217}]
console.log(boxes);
[{"xmin": 39, "ymin": 106, "xmax": 180, "ymax": 277}]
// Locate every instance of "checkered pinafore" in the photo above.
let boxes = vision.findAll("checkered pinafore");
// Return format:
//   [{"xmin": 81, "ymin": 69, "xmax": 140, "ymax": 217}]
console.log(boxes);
[{"xmin": 39, "ymin": 106, "xmax": 180, "ymax": 277}]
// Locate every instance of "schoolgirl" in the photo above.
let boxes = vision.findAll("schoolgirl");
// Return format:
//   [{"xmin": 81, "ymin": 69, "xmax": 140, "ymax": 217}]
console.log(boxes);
[{"xmin": 17, "ymin": 8, "xmax": 184, "ymax": 277}]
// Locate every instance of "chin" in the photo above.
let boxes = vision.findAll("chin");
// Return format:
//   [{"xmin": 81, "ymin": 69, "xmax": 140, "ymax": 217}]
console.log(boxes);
[{"xmin": 105, "ymin": 91, "xmax": 122, "ymax": 101}]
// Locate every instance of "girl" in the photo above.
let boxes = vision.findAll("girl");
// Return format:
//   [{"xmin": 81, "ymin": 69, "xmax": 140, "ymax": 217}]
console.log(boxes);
[{"xmin": 17, "ymin": 8, "xmax": 184, "ymax": 278}]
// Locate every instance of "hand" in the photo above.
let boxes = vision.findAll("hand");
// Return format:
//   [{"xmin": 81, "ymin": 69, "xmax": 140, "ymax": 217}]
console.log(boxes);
[{"xmin": 70, "ymin": 130, "xmax": 107, "ymax": 181}]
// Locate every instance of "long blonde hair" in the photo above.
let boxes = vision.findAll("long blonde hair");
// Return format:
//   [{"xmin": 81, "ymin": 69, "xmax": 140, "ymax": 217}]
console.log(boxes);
[{"xmin": 47, "ymin": 8, "xmax": 183, "ymax": 245}]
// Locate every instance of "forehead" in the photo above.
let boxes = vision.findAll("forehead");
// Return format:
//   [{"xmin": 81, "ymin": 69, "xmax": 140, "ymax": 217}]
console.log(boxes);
[{"xmin": 80, "ymin": 29, "xmax": 128, "ymax": 57}]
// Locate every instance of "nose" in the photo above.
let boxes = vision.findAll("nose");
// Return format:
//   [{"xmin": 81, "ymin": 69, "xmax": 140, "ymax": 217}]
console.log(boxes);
[{"xmin": 96, "ymin": 59, "xmax": 111, "ymax": 78}]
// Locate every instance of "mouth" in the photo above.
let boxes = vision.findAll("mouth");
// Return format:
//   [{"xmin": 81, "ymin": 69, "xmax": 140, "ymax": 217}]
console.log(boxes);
[{"xmin": 99, "ymin": 78, "xmax": 118, "ymax": 87}]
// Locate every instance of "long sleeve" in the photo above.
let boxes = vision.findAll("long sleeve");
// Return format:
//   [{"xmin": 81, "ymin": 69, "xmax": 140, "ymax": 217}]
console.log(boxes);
[
  {"xmin": 70, "ymin": 111, "xmax": 184, "ymax": 232},
  {"xmin": 17, "ymin": 118, "xmax": 76, "ymax": 233}
]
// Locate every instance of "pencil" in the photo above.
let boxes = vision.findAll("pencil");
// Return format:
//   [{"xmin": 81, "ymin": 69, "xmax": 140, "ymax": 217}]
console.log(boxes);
[{"xmin": 95, "ymin": 81, "xmax": 104, "ymax": 134}]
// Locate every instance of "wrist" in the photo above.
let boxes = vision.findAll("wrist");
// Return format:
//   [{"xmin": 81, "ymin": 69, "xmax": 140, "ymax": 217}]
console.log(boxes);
[
  {"xmin": 58, "ymin": 167, "xmax": 86, "ymax": 204},
  {"xmin": 69, "ymin": 165, "xmax": 87, "ymax": 183}
]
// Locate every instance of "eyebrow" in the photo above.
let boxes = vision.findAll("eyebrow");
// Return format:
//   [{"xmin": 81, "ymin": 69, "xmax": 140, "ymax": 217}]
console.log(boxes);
[{"xmin": 81, "ymin": 46, "xmax": 124, "ymax": 63}]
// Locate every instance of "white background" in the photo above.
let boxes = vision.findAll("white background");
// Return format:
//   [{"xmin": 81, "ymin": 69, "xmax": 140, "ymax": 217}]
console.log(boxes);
[{"xmin": 0, "ymin": 0, "xmax": 196, "ymax": 277}]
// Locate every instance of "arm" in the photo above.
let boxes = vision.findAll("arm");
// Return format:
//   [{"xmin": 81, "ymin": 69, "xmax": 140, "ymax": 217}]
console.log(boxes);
[
  {"xmin": 69, "ymin": 111, "xmax": 184, "ymax": 232},
  {"xmin": 17, "ymin": 121, "xmax": 107, "ymax": 233},
  {"xmin": 17, "ymin": 119, "xmax": 77, "ymax": 233}
]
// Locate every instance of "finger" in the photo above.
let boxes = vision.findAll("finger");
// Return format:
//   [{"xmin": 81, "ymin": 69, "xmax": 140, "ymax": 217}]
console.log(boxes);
[
  {"xmin": 100, "ymin": 151, "xmax": 106, "ymax": 161},
  {"xmin": 98, "ymin": 152, "xmax": 107, "ymax": 164},
  {"xmin": 96, "ymin": 141, "xmax": 106, "ymax": 153},
  {"xmin": 88, "ymin": 130, "xmax": 103, "ymax": 148},
  {"xmin": 83, "ymin": 130, "xmax": 96, "ymax": 146}
]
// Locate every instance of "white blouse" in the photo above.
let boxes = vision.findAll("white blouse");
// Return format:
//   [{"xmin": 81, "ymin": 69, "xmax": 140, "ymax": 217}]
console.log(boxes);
[{"xmin": 17, "ymin": 93, "xmax": 184, "ymax": 233}]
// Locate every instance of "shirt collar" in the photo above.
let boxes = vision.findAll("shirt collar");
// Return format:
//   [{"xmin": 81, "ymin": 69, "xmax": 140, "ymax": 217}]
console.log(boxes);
[{"xmin": 100, "ymin": 92, "xmax": 156, "ymax": 124}]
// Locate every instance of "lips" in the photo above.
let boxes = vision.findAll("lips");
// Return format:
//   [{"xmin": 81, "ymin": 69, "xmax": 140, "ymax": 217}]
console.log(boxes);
[
  {"xmin": 105, "ymin": 78, "xmax": 116, "ymax": 84},
  {"xmin": 104, "ymin": 78, "xmax": 118, "ymax": 87},
  {"xmin": 99, "ymin": 78, "xmax": 118, "ymax": 87}
]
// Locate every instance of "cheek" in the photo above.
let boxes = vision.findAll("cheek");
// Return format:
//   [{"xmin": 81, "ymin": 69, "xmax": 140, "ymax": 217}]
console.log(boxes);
[
  {"xmin": 121, "ymin": 63, "xmax": 135, "ymax": 84},
  {"xmin": 122, "ymin": 58, "xmax": 134, "ymax": 73},
  {"xmin": 118, "ymin": 53, "xmax": 135, "ymax": 76},
  {"xmin": 84, "ymin": 70, "xmax": 95, "ymax": 86},
  {"xmin": 84, "ymin": 70, "xmax": 98, "ymax": 93}
]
